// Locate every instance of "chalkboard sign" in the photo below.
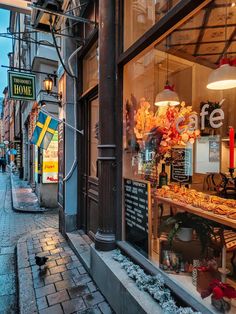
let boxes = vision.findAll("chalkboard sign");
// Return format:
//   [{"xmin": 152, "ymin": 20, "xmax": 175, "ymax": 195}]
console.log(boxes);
[
  {"xmin": 124, "ymin": 178, "xmax": 151, "ymax": 257},
  {"xmin": 171, "ymin": 148, "xmax": 192, "ymax": 183}
]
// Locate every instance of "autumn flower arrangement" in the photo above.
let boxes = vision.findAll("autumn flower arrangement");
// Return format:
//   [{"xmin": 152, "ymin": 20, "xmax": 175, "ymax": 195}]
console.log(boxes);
[{"xmin": 134, "ymin": 98, "xmax": 200, "ymax": 160}]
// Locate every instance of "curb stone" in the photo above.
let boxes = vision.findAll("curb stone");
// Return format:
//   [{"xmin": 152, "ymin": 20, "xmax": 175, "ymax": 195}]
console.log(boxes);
[{"xmin": 10, "ymin": 172, "xmax": 48, "ymax": 213}]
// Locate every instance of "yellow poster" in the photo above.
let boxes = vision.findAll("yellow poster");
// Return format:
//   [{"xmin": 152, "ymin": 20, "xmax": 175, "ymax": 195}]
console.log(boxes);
[{"xmin": 42, "ymin": 132, "xmax": 58, "ymax": 183}]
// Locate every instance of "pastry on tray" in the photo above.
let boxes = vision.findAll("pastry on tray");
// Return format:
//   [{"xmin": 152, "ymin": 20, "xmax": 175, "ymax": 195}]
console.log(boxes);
[
  {"xmin": 227, "ymin": 209, "xmax": 236, "ymax": 220},
  {"xmin": 155, "ymin": 185, "xmax": 236, "ymax": 218}
]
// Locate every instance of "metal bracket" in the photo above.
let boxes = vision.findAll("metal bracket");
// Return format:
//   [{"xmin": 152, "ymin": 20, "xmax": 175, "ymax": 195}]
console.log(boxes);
[{"xmin": 30, "ymin": 4, "xmax": 97, "ymax": 25}]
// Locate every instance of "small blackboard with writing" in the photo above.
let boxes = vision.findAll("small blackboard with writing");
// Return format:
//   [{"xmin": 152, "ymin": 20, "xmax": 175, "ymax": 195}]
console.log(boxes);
[
  {"xmin": 171, "ymin": 148, "xmax": 192, "ymax": 184},
  {"xmin": 124, "ymin": 178, "xmax": 150, "ymax": 256}
]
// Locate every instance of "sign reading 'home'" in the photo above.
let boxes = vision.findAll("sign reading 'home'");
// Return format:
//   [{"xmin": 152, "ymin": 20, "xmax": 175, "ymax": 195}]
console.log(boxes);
[{"xmin": 8, "ymin": 71, "xmax": 36, "ymax": 101}]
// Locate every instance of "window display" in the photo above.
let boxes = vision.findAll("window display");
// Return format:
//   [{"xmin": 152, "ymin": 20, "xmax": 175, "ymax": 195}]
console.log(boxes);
[{"xmin": 123, "ymin": 1, "xmax": 236, "ymax": 312}]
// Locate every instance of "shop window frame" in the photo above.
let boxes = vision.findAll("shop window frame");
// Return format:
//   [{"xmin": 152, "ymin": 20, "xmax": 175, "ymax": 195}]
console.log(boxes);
[
  {"xmin": 115, "ymin": 1, "xmax": 222, "ymax": 311},
  {"xmin": 116, "ymin": 0, "xmax": 212, "ymax": 242},
  {"xmin": 119, "ymin": 0, "xmax": 212, "ymax": 65}
]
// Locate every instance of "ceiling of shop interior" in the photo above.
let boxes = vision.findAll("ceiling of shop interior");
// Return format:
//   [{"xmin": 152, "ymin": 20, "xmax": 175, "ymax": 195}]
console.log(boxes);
[{"xmin": 168, "ymin": 0, "xmax": 236, "ymax": 67}]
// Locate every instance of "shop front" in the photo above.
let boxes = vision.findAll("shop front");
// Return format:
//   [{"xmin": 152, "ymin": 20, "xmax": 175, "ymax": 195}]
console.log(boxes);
[{"xmin": 119, "ymin": 0, "xmax": 236, "ymax": 312}]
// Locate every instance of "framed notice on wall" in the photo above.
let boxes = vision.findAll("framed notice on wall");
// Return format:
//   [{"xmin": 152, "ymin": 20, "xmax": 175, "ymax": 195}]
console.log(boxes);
[
  {"xmin": 124, "ymin": 178, "xmax": 151, "ymax": 257},
  {"xmin": 171, "ymin": 147, "xmax": 192, "ymax": 184}
]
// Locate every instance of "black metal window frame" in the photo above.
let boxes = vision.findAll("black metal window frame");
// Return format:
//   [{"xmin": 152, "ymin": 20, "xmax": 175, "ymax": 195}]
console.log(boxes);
[{"xmin": 118, "ymin": 0, "xmax": 212, "ymax": 66}]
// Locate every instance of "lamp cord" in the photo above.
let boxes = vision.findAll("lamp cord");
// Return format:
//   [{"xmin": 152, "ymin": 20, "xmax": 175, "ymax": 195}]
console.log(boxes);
[
  {"xmin": 225, "ymin": 2, "xmax": 228, "ymax": 58},
  {"xmin": 49, "ymin": 17, "xmax": 75, "ymax": 79}
]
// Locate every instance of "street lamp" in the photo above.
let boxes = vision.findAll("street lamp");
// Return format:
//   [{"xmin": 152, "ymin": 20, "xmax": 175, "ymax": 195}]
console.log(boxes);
[
  {"xmin": 43, "ymin": 76, "xmax": 53, "ymax": 94},
  {"xmin": 43, "ymin": 75, "xmax": 62, "ymax": 101}
]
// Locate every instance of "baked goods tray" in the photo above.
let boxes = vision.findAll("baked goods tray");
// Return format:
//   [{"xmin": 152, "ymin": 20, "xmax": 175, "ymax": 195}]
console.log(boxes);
[{"xmin": 155, "ymin": 196, "xmax": 236, "ymax": 229}]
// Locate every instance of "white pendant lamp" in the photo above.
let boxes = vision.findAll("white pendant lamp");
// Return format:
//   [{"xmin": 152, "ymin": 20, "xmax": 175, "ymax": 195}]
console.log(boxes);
[
  {"xmin": 207, "ymin": 1, "xmax": 236, "ymax": 90},
  {"xmin": 155, "ymin": 35, "xmax": 180, "ymax": 107},
  {"xmin": 155, "ymin": 82, "xmax": 180, "ymax": 106},
  {"xmin": 207, "ymin": 58, "xmax": 236, "ymax": 90}
]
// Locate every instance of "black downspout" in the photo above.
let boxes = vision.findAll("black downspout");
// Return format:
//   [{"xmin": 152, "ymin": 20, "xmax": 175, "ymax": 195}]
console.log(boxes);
[{"xmin": 18, "ymin": 14, "xmax": 23, "ymax": 179}]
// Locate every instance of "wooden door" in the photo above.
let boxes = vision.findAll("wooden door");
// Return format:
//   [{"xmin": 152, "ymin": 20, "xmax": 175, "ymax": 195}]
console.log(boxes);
[{"xmin": 79, "ymin": 94, "xmax": 99, "ymax": 240}]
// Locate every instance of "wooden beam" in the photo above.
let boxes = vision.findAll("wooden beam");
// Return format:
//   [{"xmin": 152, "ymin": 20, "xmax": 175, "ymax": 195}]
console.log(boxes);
[
  {"xmin": 169, "ymin": 39, "xmax": 236, "ymax": 47},
  {"xmin": 174, "ymin": 24, "xmax": 236, "ymax": 32},
  {"xmin": 168, "ymin": 48, "xmax": 217, "ymax": 69},
  {"xmin": 216, "ymin": 28, "xmax": 236, "ymax": 63},
  {"xmin": 193, "ymin": 6, "xmax": 212, "ymax": 56}
]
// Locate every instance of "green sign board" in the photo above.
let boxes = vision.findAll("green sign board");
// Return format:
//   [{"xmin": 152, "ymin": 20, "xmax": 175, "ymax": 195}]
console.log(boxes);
[{"xmin": 8, "ymin": 71, "xmax": 36, "ymax": 101}]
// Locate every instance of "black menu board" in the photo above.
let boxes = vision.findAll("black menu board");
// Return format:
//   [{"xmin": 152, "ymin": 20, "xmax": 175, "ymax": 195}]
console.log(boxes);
[
  {"xmin": 171, "ymin": 148, "xmax": 192, "ymax": 183},
  {"xmin": 124, "ymin": 178, "xmax": 150, "ymax": 256}
]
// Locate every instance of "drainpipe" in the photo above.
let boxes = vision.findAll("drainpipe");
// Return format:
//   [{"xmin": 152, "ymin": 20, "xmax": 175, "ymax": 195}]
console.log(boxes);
[{"xmin": 95, "ymin": 0, "xmax": 116, "ymax": 251}]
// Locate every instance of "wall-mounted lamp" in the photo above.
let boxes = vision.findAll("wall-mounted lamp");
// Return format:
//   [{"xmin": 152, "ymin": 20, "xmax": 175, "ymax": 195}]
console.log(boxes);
[
  {"xmin": 43, "ymin": 75, "xmax": 62, "ymax": 101},
  {"xmin": 43, "ymin": 76, "xmax": 53, "ymax": 94}
]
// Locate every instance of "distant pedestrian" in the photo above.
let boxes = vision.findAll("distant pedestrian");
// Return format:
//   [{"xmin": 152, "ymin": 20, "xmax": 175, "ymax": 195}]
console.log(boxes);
[
  {"xmin": 2, "ymin": 156, "xmax": 6, "ymax": 173},
  {"xmin": 0, "ymin": 156, "xmax": 6, "ymax": 173}
]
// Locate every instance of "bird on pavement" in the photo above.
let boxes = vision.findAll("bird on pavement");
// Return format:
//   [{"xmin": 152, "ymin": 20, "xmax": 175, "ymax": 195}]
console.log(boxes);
[{"xmin": 35, "ymin": 255, "xmax": 48, "ymax": 269}]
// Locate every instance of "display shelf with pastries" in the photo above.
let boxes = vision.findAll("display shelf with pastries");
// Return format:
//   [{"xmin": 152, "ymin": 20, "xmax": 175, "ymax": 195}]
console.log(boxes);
[{"xmin": 154, "ymin": 185, "xmax": 236, "ymax": 229}]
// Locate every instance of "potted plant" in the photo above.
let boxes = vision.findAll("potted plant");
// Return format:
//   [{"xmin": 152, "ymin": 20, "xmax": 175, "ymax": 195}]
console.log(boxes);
[
  {"xmin": 201, "ymin": 279, "xmax": 236, "ymax": 313},
  {"xmin": 159, "ymin": 212, "xmax": 216, "ymax": 254}
]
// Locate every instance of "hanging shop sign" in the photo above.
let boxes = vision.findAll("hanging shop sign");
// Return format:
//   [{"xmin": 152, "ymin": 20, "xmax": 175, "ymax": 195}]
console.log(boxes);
[
  {"xmin": 171, "ymin": 147, "xmax": 192, "ymax": 184},
  {"xmin": 42, "ymin": 131, "xmax": 58, "ymax": 184},
  {"xmin": 124, "ymin": 178, "xmax": 151, "ymax": 257},
  {"xmin": 8, "ymin": 71, "xmax": 36, "ymax": 101}
]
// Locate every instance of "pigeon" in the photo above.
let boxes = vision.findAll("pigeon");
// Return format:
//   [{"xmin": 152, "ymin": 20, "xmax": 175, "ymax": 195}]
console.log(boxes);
[{"xmin": 35, "ymin": 255, "xmax": 48, "ymax": 269}]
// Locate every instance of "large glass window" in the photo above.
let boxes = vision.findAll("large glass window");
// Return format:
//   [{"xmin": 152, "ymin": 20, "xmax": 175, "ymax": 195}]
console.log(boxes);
[
  {"xmin": 90, "ymin": 98, "xmax": 99, "ymax": 177},
  {"xmin": 83, "ymin": 42, "xmax": 98, "ymax": 93},
  {"xmin": 124, "ymin": 0, "xmax": 180, "ymax": 50},
  {"xmin": 123, "ymin": 0, "xmax": 236, "ymax": 307}
]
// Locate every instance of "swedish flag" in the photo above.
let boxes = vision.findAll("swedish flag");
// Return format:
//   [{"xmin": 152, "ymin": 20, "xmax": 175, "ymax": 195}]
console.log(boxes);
[{"xmin": 31, "ymin": 112, "xmax": 58, "ymax": 149}]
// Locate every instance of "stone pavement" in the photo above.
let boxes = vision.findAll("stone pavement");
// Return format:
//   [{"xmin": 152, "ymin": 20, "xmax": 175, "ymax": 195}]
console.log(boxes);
[
  {"xmin": 0, "ymin": 172, "xmax": 58, "ymax": 313},
  {"xmin": 0, "ymin": 172, "xmax": 113, "ymax": 313},
  {"xmin": 11, "ymin": 172, "xmax": 48, "ymax": 213},
  {"xmin": 0, "ymin": 245, "xmax": 17, "ymax": 313},
  {"xmin": 18, "ymin": 228, "xmax": 113, "ymax": 314},
  {"xmin": 0, "ymin": 174, "xmax": 58, "ymax": 247}
]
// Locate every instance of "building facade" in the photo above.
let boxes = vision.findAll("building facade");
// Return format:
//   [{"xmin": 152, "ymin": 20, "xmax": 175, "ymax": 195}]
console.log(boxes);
[
  {"xmin": 2, "ymin": 0, "xmax": 236, "ymax": 312},
  {"xmin": 5, "ymin": 9, "xmax": 60, "ymax": 207},
  {"xmin": 54, "ymin": 1, "xmax": 236, "ymax": 312}
]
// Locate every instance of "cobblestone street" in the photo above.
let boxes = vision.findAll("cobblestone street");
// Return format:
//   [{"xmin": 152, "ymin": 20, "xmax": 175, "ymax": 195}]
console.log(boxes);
[
  {"xmin": 0, "ymin": 173, "xmax": 113, "ymax": 314},
  {"xmin": 0, "ymin": 173, "xmax": 58, "ymax": 313},
  {"xmin": 0, "ymin": 174, "xmax": 58, "ymax": 247}
]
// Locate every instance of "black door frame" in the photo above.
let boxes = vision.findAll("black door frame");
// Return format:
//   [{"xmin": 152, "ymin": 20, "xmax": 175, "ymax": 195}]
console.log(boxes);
[{"xmin": 77, "ymin": 85, "xmax": 98, "ymax": 234}]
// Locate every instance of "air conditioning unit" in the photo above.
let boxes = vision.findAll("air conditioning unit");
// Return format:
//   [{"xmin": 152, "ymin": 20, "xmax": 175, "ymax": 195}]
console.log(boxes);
[{"xmin": 31, "ymin": 0, "xmax": 63, "ymax": 32}]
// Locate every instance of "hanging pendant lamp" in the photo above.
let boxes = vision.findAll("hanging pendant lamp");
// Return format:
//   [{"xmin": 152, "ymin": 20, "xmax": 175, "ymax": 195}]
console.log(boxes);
[
  {"xmin": 207, "ymin": 1, "xmax": 236, "ymax": 90},
  {"xmin": 155, "ymin": 34, "xmax": 180, "ymax": 107},
  {"xmin": 207, "ymin": 58, "xmax": 236, "ymax": 90},
  {"xmin": 155, "ymin": 81, "xmax": 180, "ymax": 106}
]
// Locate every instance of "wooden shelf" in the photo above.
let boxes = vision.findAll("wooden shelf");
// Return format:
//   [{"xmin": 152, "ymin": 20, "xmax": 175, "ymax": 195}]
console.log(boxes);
[{"xmin": 155, "ymin": 196, "xmax": 236, "ymax": 229}]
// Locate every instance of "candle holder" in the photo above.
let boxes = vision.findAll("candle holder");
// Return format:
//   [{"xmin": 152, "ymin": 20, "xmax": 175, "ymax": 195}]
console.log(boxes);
[{"xmin": 229, "ymin": 167, "xmax": 235, "ymax": 178}]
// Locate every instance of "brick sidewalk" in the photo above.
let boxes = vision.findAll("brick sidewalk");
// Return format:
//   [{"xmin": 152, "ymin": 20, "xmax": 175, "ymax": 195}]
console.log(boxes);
[{"xmin": 17, "ymin": 229, "xmax": 113, "ymax": 314}]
